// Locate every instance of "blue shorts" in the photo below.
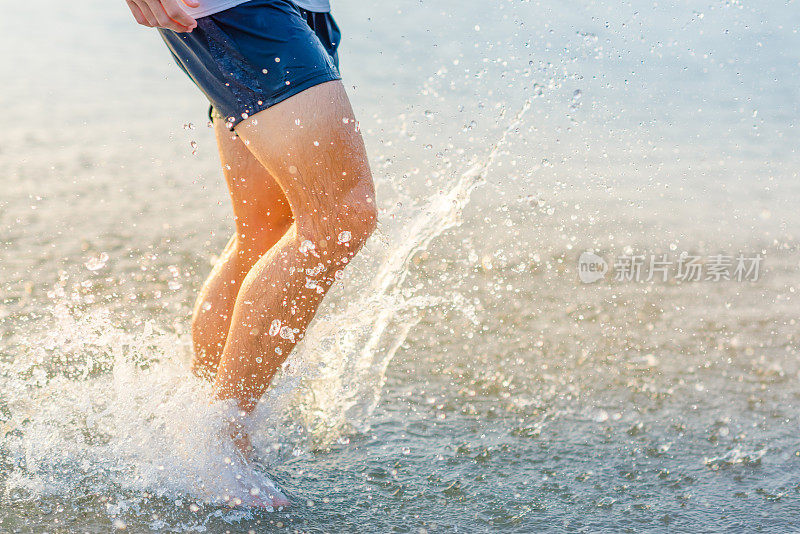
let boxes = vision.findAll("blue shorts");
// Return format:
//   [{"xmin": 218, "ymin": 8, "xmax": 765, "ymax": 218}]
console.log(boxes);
[{"xmin": 159, "ymin": 0, "xmax": 341, "ymax": 130}]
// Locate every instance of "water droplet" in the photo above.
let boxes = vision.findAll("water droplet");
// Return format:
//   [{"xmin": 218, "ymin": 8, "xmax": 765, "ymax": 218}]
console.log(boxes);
[
  {"xmin": 337, "ymin": 231, "xmax": 352, "ymax": 244},
  {"xmin": 269, "ymin": 319, "xmax": 281, "ymax": 336},
  {"xmin": 299, "ymin": 240, "xmax": 315, "ymax": 255},
  {"xmin": 84, "ymin": 252, "xmax": 109, "ymax": 271},
  {"xmin": 570, "ymin": 89, "xmax": 583, "ymax": 110},
  {"xmin": 279, "ymin": 326, "xmax": 296, "ymax": 342},
  {"xmin": 593, "ymin": 410, "xmax": 609, "ymax": 423}
]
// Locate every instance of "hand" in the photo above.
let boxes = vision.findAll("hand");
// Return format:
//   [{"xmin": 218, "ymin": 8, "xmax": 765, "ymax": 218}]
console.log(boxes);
[{"xmin": 125, "ymin": 0, "xmax": 200, "ymax": 33}]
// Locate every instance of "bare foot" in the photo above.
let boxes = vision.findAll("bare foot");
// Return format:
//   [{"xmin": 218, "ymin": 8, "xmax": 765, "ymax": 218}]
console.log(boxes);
[
  {"xmin": 222, "ymin": 418, "xmax": 291, "ymax": 509},
  {"xmin": 222, "ymin": 454, "xmax": 291, "ymax": 509}
]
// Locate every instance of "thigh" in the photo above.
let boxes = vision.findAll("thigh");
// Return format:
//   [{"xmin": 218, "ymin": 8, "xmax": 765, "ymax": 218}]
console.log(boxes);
[
  {"xmin": 233, "ymin": 80, "xmax": 375, "ymax": 224},
  {"xmin": 214, "ymin": 119, "xmax": 293, "ymax": 233}
]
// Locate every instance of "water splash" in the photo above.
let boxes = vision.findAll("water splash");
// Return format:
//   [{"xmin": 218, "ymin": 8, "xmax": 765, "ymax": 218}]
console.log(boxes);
[
  {"xmin": 276, "ymin": 98, "xmax": 533, "ymax": 446},
  {"xmin": 0, "ymin": 97, "xmax": 535, "ymax": 504},
  {"xmin": 0, "ymin": 297, "xmax": 292, "ymax": 508}
]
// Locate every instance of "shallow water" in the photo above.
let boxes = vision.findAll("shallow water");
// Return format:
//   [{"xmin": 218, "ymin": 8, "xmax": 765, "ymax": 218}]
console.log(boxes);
[{"xmin": 2, "ymin": 0, "xmax": 800, "ymax": 531}]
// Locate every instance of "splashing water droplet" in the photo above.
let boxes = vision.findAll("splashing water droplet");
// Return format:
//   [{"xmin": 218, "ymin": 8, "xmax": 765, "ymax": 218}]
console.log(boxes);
[
  {"xmin": 84, "ymin": 252, "xmax": 109, "ymax": 271},
  {"xmin": 337, "ymin": 231, "xmax": 352, "ymax": 244},
  {"xmin": 269, "ymin": 319, "xmax": 281, "ymax": 336},
  {"xmin": 279, "ymin": 326, "xmax": 296, "ymax": 342},
  {"xmin": 299, "ymin": 240, "xmax": 315, "ymax": 255},
  {"xmin": 570, "ymin": 89, "xmax": 583, "ymax": 110}
]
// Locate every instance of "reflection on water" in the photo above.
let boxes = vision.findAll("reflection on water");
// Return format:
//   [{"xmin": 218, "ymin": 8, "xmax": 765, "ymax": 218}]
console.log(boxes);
[{"xmin": 1, "ymin": 0, "xmax": 799, "ymax": 531}]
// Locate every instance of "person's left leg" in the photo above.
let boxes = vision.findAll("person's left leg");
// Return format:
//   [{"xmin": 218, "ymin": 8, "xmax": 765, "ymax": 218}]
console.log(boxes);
[{"xmin": 190, "ymin": 118, "xmax": 293, "ymax": 379}]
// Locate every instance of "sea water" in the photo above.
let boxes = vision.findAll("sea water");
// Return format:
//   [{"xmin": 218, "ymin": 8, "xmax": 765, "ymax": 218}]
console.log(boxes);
[{"xmin": 1, "ymin": 0, "xmax": 799, "ymax": 531}]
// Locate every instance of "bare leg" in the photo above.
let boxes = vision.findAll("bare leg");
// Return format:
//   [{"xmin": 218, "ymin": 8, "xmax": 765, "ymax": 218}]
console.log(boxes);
[
  {"xmin": 190, "ymin": 119, "xmax": 293, "ymax": 378},
  {"xmin": 212, "ymin": 80, "xmax": 377, "ymax": 412}
]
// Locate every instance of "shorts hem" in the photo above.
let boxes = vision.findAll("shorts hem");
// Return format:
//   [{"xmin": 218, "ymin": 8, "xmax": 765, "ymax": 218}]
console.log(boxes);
[{"xmin": 219, "ymin": 71, "xmax": 341, "ymax": 131}]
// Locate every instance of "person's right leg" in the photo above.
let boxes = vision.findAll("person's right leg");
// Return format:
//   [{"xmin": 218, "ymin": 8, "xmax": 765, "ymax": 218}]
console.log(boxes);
[{"xmin": 190, "ymin": 118, "xmax": 293, "ymax": 379}]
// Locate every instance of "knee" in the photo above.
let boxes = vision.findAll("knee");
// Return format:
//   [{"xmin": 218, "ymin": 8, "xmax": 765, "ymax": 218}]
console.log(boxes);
[
  {"xmin": 299, "ymin": 186, "xmax": 377, "ymax": 264},
  {"xmin": 337, "ymin": 193, "xmax": 377, "ymax": 251}
]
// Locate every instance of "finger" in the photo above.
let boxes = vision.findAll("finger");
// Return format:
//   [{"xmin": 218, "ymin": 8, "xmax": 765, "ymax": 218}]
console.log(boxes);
[
  {"xmin": 132, "ymin": 0, "xmax": 160, "ymax": 27},
  {"xmin": 125, "ymin": 0, "xmax": 150, "ymax": 26},
  {"xmin": 143, "ymin": 0, "xmax": 191, "ymax": 32},
  {"xmin": 161, "ymin": 0, "xmax": 198, "ymax": 29},
  {"xmin": 181, "ymin": 0, "xmax": 200, "ymax": 8}
]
